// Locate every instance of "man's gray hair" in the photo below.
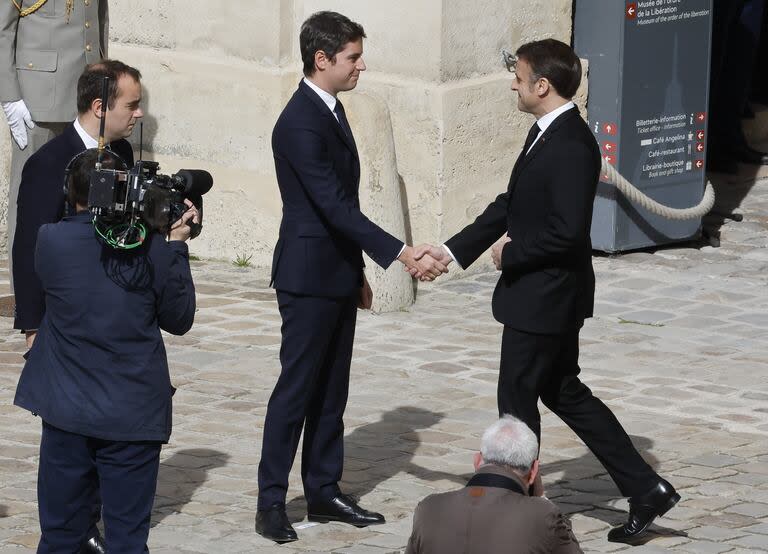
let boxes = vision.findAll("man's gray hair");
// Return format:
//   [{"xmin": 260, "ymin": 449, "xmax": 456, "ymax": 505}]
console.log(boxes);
[{"xmin": 480, "ymin": 415, "xmax": 539, "ymax": 472}]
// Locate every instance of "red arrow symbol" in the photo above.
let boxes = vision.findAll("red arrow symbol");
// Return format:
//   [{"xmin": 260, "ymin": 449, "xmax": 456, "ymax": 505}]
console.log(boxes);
[
  {"xmin": 602, "ymin": 122, "xmax": 618, "ymax": 136},
  {"xmin": 696, "ymin": 130, "xmax": 705, "ymax": 140},
  {"xmin": 694, "ymin": 159, "xmax": 704, "ymax": 169},
  {"xmin": 604, "ymin": 155, "xmax": 616, "ymax": 165},
  {"xmin": 696, "ymin": 112, "xmax": 706, "ymax": 122},
  {"xmin": 603, "ymin": 141, "xmax": 617, "ymax": 153},
  {"xmin": 626, "ymin": 3, "xmax": 637, "ymax": 19},
  {"xmin": 696, "ymin": 142, "xmax": 705, "ymax": 153}
]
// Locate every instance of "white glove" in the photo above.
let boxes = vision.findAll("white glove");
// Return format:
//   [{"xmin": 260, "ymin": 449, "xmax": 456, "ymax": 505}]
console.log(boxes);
[{"xmin": 2, "ymin": 99, "xmax": 35, "ymax": 150}]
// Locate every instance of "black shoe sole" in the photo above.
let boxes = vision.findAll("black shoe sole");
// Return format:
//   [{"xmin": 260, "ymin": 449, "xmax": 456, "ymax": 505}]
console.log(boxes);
[
  {"xmin": 255, "ymin": 530, "xmax": 298, "ymax": 544},
  {"xmin": 307, "ymin": 514, "xmax": 385, "ymax": 527}
]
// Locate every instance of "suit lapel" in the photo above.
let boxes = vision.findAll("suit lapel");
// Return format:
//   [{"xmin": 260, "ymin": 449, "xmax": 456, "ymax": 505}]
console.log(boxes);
[
  {"xmin": 507, "ymin": 106, "xmax": 580, "ymax": 194},
  {"xmin": 299, "ymin": 81, "xmax": 359, "ymax": 159}
]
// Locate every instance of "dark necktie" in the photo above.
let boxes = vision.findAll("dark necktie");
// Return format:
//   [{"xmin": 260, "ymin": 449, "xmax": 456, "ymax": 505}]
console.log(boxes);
[
  {"xmin": 510, "ymin": 121, "xmax": 541, "ymax": 186},
  {"xmin": 334, "ymin": 101, "xmax": 352, "ymax": 138},
  {"xmin": 522, "ymin": 121, "xmax": 541, "ymax": 156}
]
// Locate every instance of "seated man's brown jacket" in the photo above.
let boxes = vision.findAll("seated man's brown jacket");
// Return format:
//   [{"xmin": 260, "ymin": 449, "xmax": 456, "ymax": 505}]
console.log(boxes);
[{"xmin": 406, "ymin": 465, "xmax": 582, "ymax": 554}]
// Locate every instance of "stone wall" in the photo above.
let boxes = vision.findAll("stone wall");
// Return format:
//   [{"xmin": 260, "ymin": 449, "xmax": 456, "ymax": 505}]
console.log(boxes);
[{"xmin": 0, "ymin": 0, "xmax": 575, "ymax": 289}]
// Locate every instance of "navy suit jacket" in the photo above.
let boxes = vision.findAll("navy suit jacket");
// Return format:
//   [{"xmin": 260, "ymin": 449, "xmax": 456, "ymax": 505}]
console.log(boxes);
[
  {"xmin": 12, "ymin": 122, "xmax": 134, "ymax": 330},
  {"xmin": 14, "ymin": 213, "xmax": 195, "ymax": 442},
  {"xmin": 446, "ymin": 107, "xmax": 598, "ymax": 334},
  {"xmin": 270, "ymin": 80, "xmax": 403, "ymax": 297}
]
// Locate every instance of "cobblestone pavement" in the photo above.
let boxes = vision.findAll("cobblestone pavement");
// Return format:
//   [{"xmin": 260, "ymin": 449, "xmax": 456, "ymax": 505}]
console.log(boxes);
[{"xmin": 1, "ymin": 166, "xmax": 768, "ymax": 553}]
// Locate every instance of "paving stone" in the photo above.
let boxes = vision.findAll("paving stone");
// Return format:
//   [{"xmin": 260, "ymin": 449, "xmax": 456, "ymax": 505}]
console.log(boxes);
[
  {"xmin": 724, "ymin": 502, "xmax": 768, "ymax": 518},
  {"xmin": 682, "ymin": 454, "xmax": 747, "ymax": 469}
]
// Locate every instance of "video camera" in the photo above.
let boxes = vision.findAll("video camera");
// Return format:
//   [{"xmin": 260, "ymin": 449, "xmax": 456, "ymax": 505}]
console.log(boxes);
[
  {"xmin": 83, "ymin": 75, "xmax": 213, "ymax": 249},
  {"xmin": 88, "ymin": 160, "xmax": 212, "ymax": 247}
]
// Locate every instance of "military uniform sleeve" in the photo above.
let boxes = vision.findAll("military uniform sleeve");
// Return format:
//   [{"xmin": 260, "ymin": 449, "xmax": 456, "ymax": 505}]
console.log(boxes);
[{"xmin": 0, "ymin": 2, "xmax": 21, "ymax": 101}]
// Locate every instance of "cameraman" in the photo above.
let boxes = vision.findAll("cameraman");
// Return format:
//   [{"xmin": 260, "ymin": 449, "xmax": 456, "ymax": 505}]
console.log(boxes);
[
  {"xmin": 13, "ymin": 60, "xmax": 141, "ymax": 350},
  {"xmin": 13, "ymin": 149, "xmax": 198, "ymax": 554}
]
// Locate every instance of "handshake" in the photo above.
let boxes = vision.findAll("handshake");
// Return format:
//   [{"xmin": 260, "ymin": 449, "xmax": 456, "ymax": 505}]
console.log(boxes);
[
  {"xmin": 397, "ymin": 235, "xmax": 513, "ymax": 282},
  {"xmin": 397, "ymin": 244, "xmax": 453, "ymax": 282}
]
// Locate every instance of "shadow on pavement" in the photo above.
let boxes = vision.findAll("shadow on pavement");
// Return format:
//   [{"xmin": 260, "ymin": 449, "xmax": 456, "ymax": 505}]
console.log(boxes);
[
  {"xmin": 703, "ymin": 162, "xmax": 762, "ymax": 243},
  {"xmin": 543, "ymin": 434, "xmax": 688, "ymax": 543},
  {"xmin": 286, "ymin": 406, "xmax": 467, "ymax": 522},
  {"xmin": 151, "ymin": 448, "xmax": 229, "ymax": 527},
  {"xmin": 0, "ymin": 505, "xmax": 6, "ymax": 518}
]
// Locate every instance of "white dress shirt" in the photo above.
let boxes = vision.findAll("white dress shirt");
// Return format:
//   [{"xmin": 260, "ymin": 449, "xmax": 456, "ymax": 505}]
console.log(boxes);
[
  {"xmin": 74, "ymin": 117, "xmax": 98, "ymax": 149},
  {"xmin": 303, "ymin": 78, "xmax": 340, "ymax": 122}
]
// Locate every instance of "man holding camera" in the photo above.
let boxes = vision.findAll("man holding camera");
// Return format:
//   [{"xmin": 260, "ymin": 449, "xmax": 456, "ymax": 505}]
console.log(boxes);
[
  {"xmin": 14, "ymin": 147, "xmax": 198, "ymax": 554},
  {"xmin": 13, "ymin": 60, "xmax": 141, "ymax": 348},
  {"xmin": 11, "ymin": 59, "xmax": 140, "ymax": 554}
]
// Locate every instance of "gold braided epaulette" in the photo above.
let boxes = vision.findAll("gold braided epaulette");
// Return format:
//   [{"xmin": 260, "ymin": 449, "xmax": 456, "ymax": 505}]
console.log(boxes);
[{"xmin": 13, "ymin": 0, "xmax": 75, "ymax": 21}]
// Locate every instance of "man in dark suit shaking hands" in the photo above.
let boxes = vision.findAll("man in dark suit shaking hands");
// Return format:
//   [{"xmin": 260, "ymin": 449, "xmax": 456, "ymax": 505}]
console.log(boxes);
[
  {"xmin": 256, "ymin": 11, "xmax": 446, "ymax": 543},
  {"xmin": 419, "ymin": 39, "xmax": 679, "ymax": 544}
]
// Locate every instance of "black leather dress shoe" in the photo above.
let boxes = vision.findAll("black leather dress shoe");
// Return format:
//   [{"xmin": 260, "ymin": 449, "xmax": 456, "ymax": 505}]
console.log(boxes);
[
  {"xmin": 608, "ymin": 479, "xmax": 680, "ymax": 544},
  {"xmin": 255, "ymin": 503, "xmax": 298, "ymax": 543},
  {"xmin": 308, "ymin": 494, "xmax": 385, "ymax": 527},
  {"xmin": 81, "ymin": 532, "xmax": 106, "ymax": 554}
]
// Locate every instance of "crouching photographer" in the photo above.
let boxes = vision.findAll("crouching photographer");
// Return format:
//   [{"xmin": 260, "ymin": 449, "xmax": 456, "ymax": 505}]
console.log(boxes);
[{"xmin": 14, "ymin": 148, "xmax": 198, "ymax": 554}]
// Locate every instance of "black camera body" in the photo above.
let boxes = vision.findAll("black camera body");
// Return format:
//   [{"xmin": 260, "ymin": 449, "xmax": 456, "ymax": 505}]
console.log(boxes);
[{"xmin": 88, "ymin": 160, "xmax": 212, "ymax": 239}]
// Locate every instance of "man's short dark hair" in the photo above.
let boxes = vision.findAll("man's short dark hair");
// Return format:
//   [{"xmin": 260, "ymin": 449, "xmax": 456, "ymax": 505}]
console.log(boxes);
[
  {"xmin": 66, "ymin": 149, "xmax": 127, "ymax": 208},
  {"xmin": 77, "ymin": 60, "xmax": 142, "ymax": 114},
  {"xmin": 515, "ymin": 39, "xmax": 582, "ymax": 99},
  {"xmin": 300, "ymin": 11, "xmax": 366, "ymax": 77}
]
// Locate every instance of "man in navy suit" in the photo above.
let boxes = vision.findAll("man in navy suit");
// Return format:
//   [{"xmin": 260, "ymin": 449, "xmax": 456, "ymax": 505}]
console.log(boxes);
[
  {"xmin": 418, "ymin": 40, "xmax": 678, "ymax": 545},
  {"xmin": 13, "ymin": 60, "xmax": 142, "ymax": 349},
  {"xmin": 255, "ymin": 11, "xmax": 447, "ymax": 543},
  {"xmin": 11, "ymin": 59, "xmax": 142, "ymax": 554},
  {"xmin": 14, "ymin": 148, "xmax": 198, "ymax": 553}
]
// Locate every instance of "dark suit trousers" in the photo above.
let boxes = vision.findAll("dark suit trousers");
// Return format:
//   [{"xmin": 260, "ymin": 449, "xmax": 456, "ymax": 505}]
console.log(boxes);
[
  {"xmin": 498, "ymin": 327, "xmax": 658, "ymax": 498},
  {"xmin": 257, "ymin": 291, "xmax": 357, "ymax": 509},
  {"xmin": 37, "ymin": 422, "xmax": 160, "ymax": 554}
]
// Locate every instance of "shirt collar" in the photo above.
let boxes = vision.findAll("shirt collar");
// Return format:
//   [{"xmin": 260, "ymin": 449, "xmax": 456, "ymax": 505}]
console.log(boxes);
[
  {"xmin": 303, "ymin": 77, "xmax": 337, "ymax": 114},
  {"xmin": 535, "ymin": 101, "xmax": 575, "ymax": 133},
  {"xmin": 73, "ymin": 117, "xmax": 99, "ymax": 149}
]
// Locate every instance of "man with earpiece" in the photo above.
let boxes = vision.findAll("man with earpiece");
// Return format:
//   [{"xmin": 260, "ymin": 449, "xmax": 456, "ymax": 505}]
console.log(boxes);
[{"xmin": 13, "ymin": 60, "xmax": 142, "ymax": 349}]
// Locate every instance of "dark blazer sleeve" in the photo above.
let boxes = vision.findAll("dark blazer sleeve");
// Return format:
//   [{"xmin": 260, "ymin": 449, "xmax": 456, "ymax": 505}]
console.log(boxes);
[
  {"xmin": 154, "ymin": 240, "xmax": 196, "ymax": 335},
  {"xmin": 501, "ymin": 140, "xmax": 597, "ymax": 273},
  {"xmin": 444, "ymin": 191, "xmax": 509, "ymax": 269},
  {"xmin": 279, "ymin": 125, "xmax": 404, "ymax": 269},
  {"xmin": 13, "ymin": 151, "xmax": 66, "ymax": 330}
]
